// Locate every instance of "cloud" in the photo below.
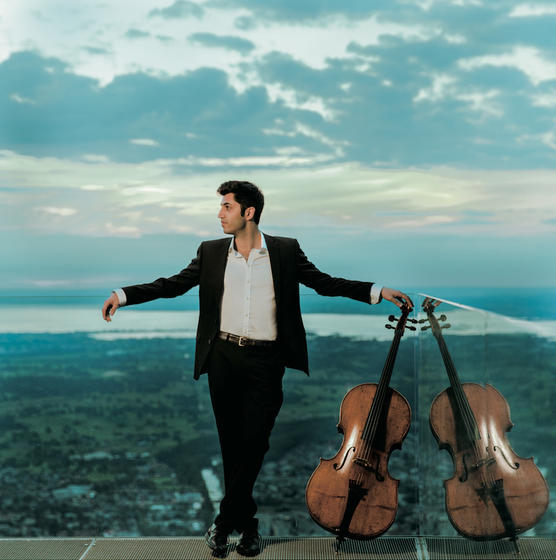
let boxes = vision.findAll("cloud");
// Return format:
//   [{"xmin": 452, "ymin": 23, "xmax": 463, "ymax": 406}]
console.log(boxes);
[
  {"xmin": 81, "ymin": 184, "xmax": 108, "ymax": 191},
  {"xmin": 125, "ymin": 28, "xmax": 151, "ymax": 39},
  {"xmin": 130, "ymin": 138, "xmax": 160, "ymax": 147},
  {"xmin": 10, "ymin": 93, "xmax": 35, "ymax": 104},
  {"xmin": 2, "ymin": 4, "xmax": 556, "ymax": 172},
  {"xmin": 458, "ymin": 46, "xmax": 556, "ymax": 86},
  {"xmin": 415, "ymin": 0, "xmax": 483, "ymax": 9},
  {"xmin": 234, "ymin": 15, "xmax": 257, "ymax": 30},
  {"xmin": 413, "ymin": 74, "xmax": 457, "ymax": 102},
  {"xmin": 82, "ymin": 46, "xmax": 111, "ymax": 56},
  {"xmin": 214, "ymin": 0, "xmax": 391, "ymax": 22},
  {"xmin": 509, "ymin": 4, "xmax": 556, "ymax": 17},
  {"xmin": 1, "ymin": 2, "xmax": 555, "ymax": 291},
  {"xmin": 3, "ymin": 44, "xmax": 556, "ymax": 171},
  {"xmin": 36, "ymin": 206, "xmax": 77, "ymax": 216},
  {"xmin": 531, "ymin": 91, "xmax": 556, "ymax": 107},
  {"xmin": 188, "ymin": 32, "xmax": 255, "ymax": 53},
  {"xmin": 156, "ymin": 34, "xmax": 175, "ymax": 44},
  {"xmin": 386, "ymin": 215, "xmax": 457, "ymax": 228},
  {"xmin": 82, "ymin": 154, "xmax": 110, "ymax": 163},
  {"xmin": 0, "ymin": 52, "xmax": 286, "ymax": 161},
  {"xmin": 3, "ymin": 149, "xmax": 556, "ymax": 240},
  {"xmin": 148, "ymin": 0, "xmax": 204, "ymax": 19},
  {"xmin": 414, "ymin": 75, "xmax": 503, "ymax": 118},
  {"xmin": 27, "ymin": 279, "xmax": 74, "ymax": 288},
  {"xmin": 105, "ymin": 222, "xmax": 142, "ymax": 237}
]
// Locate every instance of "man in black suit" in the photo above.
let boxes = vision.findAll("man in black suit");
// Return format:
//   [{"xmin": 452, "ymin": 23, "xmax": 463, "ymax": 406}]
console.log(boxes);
[{"xmin": 102, "ymin": 180, "xmax": 413, "ymax": 556}]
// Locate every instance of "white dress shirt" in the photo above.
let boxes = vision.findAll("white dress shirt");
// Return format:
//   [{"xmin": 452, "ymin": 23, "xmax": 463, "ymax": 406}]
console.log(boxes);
[{"xmin": 219, "ymin": 234, "xmax": 277, "ymax": 340}]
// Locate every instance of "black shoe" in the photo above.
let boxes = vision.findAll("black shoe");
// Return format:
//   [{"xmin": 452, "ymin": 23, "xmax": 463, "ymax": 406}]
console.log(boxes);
[
  {"xmin": 236, "ymin": 528, "xmax": 261, "ymax": 557},
  {"xmin": 205, "ymin": 523, "xmax": 229, "ymax": 557}
]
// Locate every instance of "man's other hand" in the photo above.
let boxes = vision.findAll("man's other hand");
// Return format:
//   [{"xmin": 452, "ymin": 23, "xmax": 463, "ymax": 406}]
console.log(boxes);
[
  {"xmin": 381, "ymin": 287, "xmax": 414, "ymax": 311},
  {"xmin": 102, "ymin": 293, "xmax": 120, "ymax": 322}
]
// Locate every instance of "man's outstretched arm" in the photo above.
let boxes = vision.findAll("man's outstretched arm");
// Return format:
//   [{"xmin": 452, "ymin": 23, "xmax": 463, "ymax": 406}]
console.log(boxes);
[
  {"xmin": 295, "ymin": 240, "xmax": 413, "ymax": 310},
  {"xmin": 101, "ymin": 244, "xmax": 202, "ymax": 322}
]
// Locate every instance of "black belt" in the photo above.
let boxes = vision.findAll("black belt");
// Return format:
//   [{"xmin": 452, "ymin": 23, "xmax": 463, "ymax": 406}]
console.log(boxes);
[{"xmin": 218, "ymin": 331, "xmax": 276, "ymax": 347}]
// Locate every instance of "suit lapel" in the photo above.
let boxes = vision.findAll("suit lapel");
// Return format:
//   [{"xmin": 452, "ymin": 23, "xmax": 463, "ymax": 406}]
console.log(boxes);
[
  {"xmin": 213, "ymin": 238, "xmax": 231, "ymax": 302},
  {"xmin": 264, "ymin": 233, "xmax": 281, "ymax": 308}
]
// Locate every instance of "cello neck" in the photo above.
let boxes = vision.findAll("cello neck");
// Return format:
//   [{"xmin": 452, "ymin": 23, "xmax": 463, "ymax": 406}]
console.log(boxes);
[
  {"xmin": 361, "ymin": 306, "xmax": 411, "ymax": 445},
  {"xmin": 424, "ymin": 299, "xmax": 480, "ymax": 443}
]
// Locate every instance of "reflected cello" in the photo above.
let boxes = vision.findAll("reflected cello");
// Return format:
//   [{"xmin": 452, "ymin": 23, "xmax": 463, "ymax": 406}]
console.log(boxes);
[
  {"xmin": 423, "ymin": 298, "xmax": 549, "ymax": 550},
  {"xmin": 305, "ymin": 305, "xmax": 414, "ymax": 548}
]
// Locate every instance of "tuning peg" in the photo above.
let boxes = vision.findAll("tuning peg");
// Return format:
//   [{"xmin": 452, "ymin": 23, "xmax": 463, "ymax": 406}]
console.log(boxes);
[
  {"xmin": 388, "ymin": 314, "xmax": 397, "ymax": 322},
  {"xmin": 408, "ymin": 317, "xmax": 418, "ymax": 324},
  {"xmin": 385, "ymin": 324, "xmax": 396, "ymax": 329},
  {"xmin": 417, "ymin": 318, "xmax": 428, "ymax": 324},
  {"xmin": 407, "ymin": 325, "xmax": 416, "ymax": 331},
  {"xmin": 439, "ymin": 314, "xmax": 447, "ymax": 321},
  {"xmin": 441, "ymin": 323, "xmax": 451, "ymax": 329},
  {"xmin": 421, "ymin": 325, "xmax": 431, "ymax": 331}
]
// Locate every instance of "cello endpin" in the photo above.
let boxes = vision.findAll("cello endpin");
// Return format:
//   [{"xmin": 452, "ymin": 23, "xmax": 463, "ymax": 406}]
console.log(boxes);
[
  {"xmin": 511, "ymin": 536, "xmax": 520, "ymax": 555},
  {"xmin": 335, "ymin": 535, "xmax": 344, "ymax": 554}
]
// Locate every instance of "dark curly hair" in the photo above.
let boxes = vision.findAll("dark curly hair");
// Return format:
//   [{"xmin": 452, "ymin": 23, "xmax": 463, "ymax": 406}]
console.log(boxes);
[{"xmin": 217, "ymin": 180, "xmax": 264, "ymax": 224}]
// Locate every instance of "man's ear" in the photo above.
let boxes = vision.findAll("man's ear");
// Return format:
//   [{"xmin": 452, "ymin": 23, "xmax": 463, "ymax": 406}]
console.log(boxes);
[{"xmin": 245, "ymin": 207, "xmax": 255, "ymax": 221}]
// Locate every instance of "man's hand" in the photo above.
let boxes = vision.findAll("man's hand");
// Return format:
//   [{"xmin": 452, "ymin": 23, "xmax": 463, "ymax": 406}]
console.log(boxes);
[
  {"xmin": 102, "ymin": 293, "xmax": 120, "ymax": 322},
  {"xmin": 381, "ymin": 287, "xmax": 414, "ymax": 311}
]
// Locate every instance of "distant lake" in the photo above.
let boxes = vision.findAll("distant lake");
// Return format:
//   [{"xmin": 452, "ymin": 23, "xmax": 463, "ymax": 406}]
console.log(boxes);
[
  {"xmin": 1, "ymin": 287, "xmax": 555, "ymax": 320},
  {"xmin": 0, "ymin": 303, "xmax": 555, "ymax": 341}
]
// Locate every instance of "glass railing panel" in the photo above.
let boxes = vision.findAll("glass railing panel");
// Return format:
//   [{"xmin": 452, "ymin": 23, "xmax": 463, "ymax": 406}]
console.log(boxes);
[
  {"xmin": 483, "ymin": 310, "xmax": 555, "ymax": 538},
  {"xmin": 0, "ymin": 296, "xmax": 211, "ymax": 537},
  {"xmin": 0, "ymin": 293, "xmax": 554, "ymax": 541},
  {"xmin": 415, "ymin": 294, "xmax": 488, "ymax": 537},
  {"xmin": 415, "ymin": 293, "xmax": 555, "ymax": 540}
]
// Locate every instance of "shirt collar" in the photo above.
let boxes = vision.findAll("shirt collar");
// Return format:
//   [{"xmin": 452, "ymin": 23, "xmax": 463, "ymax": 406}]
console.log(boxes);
[{"xmin": 228, "ymin": 232, "xmax": 267, "ymax": 255}]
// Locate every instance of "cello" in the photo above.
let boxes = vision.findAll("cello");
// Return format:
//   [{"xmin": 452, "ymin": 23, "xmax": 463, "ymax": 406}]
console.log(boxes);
[
  {"xmin": 305, "ymin": 305, "xmax": 414, "ymax": 547},
  {"xmin": 423, "ymin": 297, "xmax": 549, "ymax": 550}
]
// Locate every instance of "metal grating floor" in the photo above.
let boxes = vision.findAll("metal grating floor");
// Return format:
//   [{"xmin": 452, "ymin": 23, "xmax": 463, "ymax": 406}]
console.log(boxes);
[
  {"xmin": 424, "ymin": 536, "xmax": 556, "ymax": 560},
  {"xmin": 0, "ymin": 538, "xmax": 91, "ymax": 560},
  {"xmin": 0, "ymin": 536, "xmax": 554, "ymax": 560},
  {"xmin": 82, "ymin": 536, "xmax": 419, "ymax": 559}
]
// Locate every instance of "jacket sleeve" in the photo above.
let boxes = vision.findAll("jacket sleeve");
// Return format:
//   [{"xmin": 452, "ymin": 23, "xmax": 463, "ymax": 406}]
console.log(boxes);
[
  {"xmin": 295, "ymin": 240, "xmax": 373, "ymax": 304},
  {"xmin": 122, "ymin": 244, "xmax": 202, "ymax": 306}
]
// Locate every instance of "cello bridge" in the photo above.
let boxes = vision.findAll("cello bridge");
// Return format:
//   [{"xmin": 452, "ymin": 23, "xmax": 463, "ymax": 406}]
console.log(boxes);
[
  {"xmin": 470, "ymin": 457, "xmax": 496, "ymax": 472},
  {"xmin": 353, "ymin": 457, "xmax": 384, "ymax": 481}
]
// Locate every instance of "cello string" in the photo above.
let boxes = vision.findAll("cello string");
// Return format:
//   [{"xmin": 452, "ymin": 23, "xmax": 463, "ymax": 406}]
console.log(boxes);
[
  {"xmin": 431, "ymin": 309, "xmax": 494, "ymax": 503},
  {"xmin": 362, "ymin": 333, "xmax": 400, "ymax": 446},
  {"xmin": 444, "ymin": 338, "xmax": 494, "ymax": 500},
  {"xmin": 437, "ymin": 329, "xmax": 478, "ymax": 444},
  {"xmin": 429, "ymin": 308, "xmax": 487, "ymax": 479},
  {"xmin": 357, "ymin": 316, "xmax": 403, "ymax": 480},
  {"xmin": 360, "ymin": 319, "xmax": 404, "ymax": 472}
]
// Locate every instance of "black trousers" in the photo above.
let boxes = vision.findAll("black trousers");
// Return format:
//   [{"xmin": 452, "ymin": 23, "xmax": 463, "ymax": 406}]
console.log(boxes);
[{"xmin": 207, "ymin": 337, "xmax": 285, "ymax": 533}]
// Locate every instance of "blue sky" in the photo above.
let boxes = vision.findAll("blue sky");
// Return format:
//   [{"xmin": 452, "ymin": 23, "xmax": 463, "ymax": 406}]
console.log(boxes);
[{"xmin": 1, "ymin": 0, "xmax": 555, "ymax": 294}]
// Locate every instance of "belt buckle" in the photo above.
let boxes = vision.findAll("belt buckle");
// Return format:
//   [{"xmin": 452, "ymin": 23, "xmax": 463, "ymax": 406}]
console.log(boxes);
[{"xmin": 238, "ymin": 336, "xmax": 248, "ymax": 347}]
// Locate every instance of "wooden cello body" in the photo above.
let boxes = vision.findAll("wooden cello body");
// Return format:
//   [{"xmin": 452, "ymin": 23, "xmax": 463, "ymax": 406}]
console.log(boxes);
[
  {"xmin": 306, "ymin": 307, "xmax": 413, "ymax": 542},
  {"xmin": 424, "ymin": 298, "xmax": 549, "ymax": 543}
]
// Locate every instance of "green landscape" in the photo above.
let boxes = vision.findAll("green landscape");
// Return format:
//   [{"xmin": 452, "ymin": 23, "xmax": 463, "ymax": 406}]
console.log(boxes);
[{"xmin": 0, "ymin": 328, "xmax": 554, "ymax": 538}]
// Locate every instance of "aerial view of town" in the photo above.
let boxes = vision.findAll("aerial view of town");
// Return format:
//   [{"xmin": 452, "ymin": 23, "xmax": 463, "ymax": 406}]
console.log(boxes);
[{"xmin": 0, "ymin": 314, "xmax": 554, "ymax": 538}]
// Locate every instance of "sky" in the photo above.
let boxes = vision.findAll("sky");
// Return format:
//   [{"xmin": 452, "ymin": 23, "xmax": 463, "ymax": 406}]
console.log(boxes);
[{"xmin": 1, "ymin": 0, "xmax": 556, "ymax": 296}]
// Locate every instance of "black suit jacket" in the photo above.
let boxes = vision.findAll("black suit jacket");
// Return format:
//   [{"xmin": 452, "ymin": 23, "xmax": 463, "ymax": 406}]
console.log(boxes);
[{"xmin": 122, "ymin": 234, "xmax": 374, "ymax": 379}]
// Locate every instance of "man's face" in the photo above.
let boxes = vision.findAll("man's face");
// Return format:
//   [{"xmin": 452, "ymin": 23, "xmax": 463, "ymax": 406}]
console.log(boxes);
[{"xmin": 218, "ymin": 193, "xmax": 250, "ymax": 235}]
